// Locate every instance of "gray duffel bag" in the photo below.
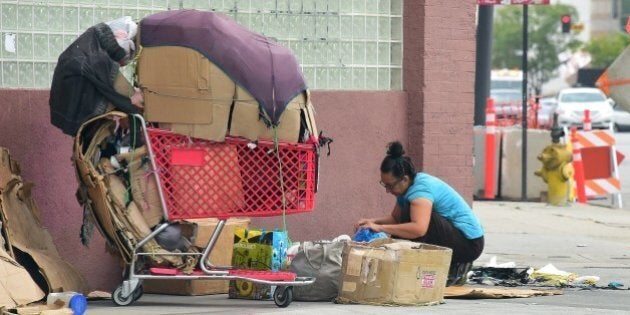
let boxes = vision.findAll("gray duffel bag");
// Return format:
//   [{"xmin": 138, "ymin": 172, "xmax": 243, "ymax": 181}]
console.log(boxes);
[{"xmin": 289, "ymin": 241, "xmax": 345, "ymax": 301}]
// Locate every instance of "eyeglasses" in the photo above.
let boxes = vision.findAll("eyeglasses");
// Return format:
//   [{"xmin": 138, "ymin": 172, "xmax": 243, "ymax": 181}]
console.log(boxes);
[{"xmin": 379, "ymin": 178, "xmax": 403, "ymax": 191}]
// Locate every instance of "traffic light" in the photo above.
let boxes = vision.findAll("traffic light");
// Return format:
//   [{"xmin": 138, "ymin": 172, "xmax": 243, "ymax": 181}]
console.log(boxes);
[{"xmin": 561, "ymin": 15, "xmax": 571, "ymax": 33}]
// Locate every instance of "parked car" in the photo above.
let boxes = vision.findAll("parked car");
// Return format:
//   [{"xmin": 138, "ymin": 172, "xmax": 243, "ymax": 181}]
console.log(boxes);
[
  {"xmin": 555, "ymin": 87, "xmax": 614, "ymax": 129},
  {"xmin": 613, "ymin": 106, "xmax": 630, "ymax": 132},
  {"xmin": 536, "ymin": 97, "xmax": 557, "ymax": 128},
  {"xmin": 490, "ymin": 89, "xmax": 522, "ymax": 117}
]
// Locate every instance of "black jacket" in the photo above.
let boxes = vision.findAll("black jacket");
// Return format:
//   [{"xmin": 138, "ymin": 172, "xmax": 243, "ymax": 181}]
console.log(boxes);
[{"xmin": 49, "ymin": 23, "xmax": 138, "ymax": 136}]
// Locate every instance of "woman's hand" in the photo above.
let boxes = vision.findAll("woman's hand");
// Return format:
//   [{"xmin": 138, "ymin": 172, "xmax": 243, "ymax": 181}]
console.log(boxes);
[
  {"xmin": 361, "ymin": 221, "xmax": 382, "ymax": 233},
  {"xmin": 356, "ymin": 219, "xmax": 382, "ymax": 233},
  {"xmin": 355, "ymin": 218, "xmax": 373, "ymax": 231},
  {"xmin": 130, "ymin": 87, "xmax": 144, "ymax": 112}
]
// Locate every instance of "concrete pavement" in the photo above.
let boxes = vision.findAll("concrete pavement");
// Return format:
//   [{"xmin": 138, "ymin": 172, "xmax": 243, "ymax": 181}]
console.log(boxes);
[{"xmin": 86, "ymin": 201, "xmax": 630, "ymax": 314}]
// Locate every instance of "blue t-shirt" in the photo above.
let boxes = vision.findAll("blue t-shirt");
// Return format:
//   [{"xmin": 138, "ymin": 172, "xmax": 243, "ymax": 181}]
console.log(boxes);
[{"xmin": 396, "ymin": 173, "xmax": 484, "ymax": 239}]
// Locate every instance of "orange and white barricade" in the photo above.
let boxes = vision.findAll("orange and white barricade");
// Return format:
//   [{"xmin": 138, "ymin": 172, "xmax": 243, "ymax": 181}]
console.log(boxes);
[
  {"xmin": 573, "ymin": 129, "xmax": 623, "ymax": 208},
  {"xmin": 484, "ymin": 98, "xmax": 496, "ymax": 199}
]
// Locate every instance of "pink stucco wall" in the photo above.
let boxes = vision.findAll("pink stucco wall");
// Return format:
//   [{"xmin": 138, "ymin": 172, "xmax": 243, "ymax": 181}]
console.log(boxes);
[{"xmin": 0, "ymin": 1, "xmax": 476, "ymax": 292}]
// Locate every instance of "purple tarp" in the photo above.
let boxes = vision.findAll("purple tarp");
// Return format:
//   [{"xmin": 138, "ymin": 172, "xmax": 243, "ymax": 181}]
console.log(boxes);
[{"xmin": 140, "ymin": 10, "xmax": 306, "ymax": 126}]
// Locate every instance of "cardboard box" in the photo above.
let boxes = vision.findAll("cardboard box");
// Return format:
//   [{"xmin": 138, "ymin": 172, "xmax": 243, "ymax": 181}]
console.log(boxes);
[
  {"xmin": 229, "ymin": 87, "xmax": 305, "ymax": 143},
  {"xmin": 143, "ymin": 218, "xmax": 250, "ymax": 295},
  {"xmin": 143, "ymin": 279, "xmax": 229, "ymax": 296},
  {"xmin": 337, "ymin": 239, "xmax": 452, "ymax": 306},
  {"xmin": 162, "ymin": 103, "xmax": 231, "ymax": 141},
  {"xmin": 232, "ymin": 228, "xmax": 288, "ymax": 271},
  {"xmin": 189, "ymin": 217, "xmax": 251, "ymax": 251},
  {"xmin": 228, "ymin": 280, "xmax": 274, "ymax": 300},
  {"xmin": 137, "ymin": 46, "xmax": 235, "ymax": 141}
]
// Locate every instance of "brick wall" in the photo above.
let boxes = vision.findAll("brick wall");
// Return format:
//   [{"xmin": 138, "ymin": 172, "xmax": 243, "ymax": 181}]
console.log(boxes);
[{"xmin": 404, "ymin": 1, "xmax": 476, "ymax": 203}]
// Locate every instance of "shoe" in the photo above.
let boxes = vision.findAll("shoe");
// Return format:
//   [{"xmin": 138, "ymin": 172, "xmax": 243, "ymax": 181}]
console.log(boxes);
[{"xmin": 447, "ymin": 262, "xmax": 473, "ymax": 286}]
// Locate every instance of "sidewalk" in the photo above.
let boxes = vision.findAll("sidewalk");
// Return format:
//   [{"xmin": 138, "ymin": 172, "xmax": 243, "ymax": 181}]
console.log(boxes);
[
  {"xmin": 473, "ymin": 201, "xmax": 630, "ymax": 286},
  {"xmin": 86, "ymin": 201, "xmax": 630, "ymax": 314}
]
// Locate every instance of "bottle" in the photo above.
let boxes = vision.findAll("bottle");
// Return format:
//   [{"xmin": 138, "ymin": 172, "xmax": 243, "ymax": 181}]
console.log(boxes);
[{"xmin": 46, "ymin": 292, "xmax": 87, "ymax": 315}]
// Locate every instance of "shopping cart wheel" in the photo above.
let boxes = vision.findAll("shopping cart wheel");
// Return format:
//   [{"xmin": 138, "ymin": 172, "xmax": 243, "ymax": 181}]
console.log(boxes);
[
  {"xmin": 112, "ymin": 284, "xmax": 142, "ymax": 306},
  {"xmin": 132, "ymin": 284, "xmax": 144, "ymax": 302},
  {"xmin": 273, "ymin": 286, "xmax": 293, "ymax": 308}
]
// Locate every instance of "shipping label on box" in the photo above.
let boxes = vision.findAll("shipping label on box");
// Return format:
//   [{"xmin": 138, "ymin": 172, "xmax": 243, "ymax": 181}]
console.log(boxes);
[
  {"xmin": 232, "ymin": 228, "xmax": 288, "ymax": 271},
  {"xmin": 337, "ymin": 239, "xmax": 452, "ymax": 306}
]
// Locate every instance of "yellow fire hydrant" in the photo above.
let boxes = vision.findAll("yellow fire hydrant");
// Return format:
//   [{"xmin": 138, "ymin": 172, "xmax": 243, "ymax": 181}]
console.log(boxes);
[{"xmin": 534, "ymin": 115, "xmax": 574, "ymax": 206}]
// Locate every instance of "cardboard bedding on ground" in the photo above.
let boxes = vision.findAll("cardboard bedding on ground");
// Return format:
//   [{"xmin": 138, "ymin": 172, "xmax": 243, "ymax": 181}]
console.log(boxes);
[
  {"xmin": 444, "ymin": 286, "xmax": 563, "ymax": 299},
  {"xmin": 0, "ymin": 147, "xmax": 87, "ymax": 309}
]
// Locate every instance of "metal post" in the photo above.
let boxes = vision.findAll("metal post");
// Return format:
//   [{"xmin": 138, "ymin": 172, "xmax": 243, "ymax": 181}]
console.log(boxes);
[
  {"xmin": 475, "ymin": 5, "xmax": 494, "ymax": 126},
  {"xmin": 521, "ymin": 5, "xmax": 529, "ymax": 201}
]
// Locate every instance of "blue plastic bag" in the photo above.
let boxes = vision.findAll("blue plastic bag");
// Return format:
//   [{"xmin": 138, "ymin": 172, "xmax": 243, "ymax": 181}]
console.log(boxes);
[{"xmin": 352, "ymin": 227, "xmax": 388, "ymax": 242}]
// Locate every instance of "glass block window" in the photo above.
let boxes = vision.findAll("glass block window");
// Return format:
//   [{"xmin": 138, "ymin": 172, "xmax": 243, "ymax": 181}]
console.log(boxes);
[{"xmin": 0, "ymin": 0, "xmax": 402, "ymax": 90}]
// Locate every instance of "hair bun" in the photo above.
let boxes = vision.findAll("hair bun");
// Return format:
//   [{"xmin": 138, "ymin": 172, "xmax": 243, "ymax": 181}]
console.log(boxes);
[{"xmin": 386, "ymin": 141, "xmax": 405, "ymax": 158}]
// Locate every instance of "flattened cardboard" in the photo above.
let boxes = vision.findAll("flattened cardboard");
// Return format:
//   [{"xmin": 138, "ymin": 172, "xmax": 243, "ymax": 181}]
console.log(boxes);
[
  {"xmin": 303, "ymin": 90, "xmax": 318, "ymax": 139},
  {"xmin": 16, "ymin": 305, "xmax": 73, "ymax": 315},
  {"xmin": 0, "ymin": 148, "xmax": 87, "ymax": 295},
  {"xmin": 444, "ymin": 286, "xmax": 563, "ymax": 299},
  {"xmin": 137, "ymin": 46, "xmax": 235, "ymax": 138},
  {"xmin": 162, "ymin": 103, "xmax": 231, "ymax": 142},
  {"xmin": 104, "ymin": 72, "xmax": 134, "ymax": 112},
  {"xmin": 144, "ymin": 218, "xmax": 250, "ymax": 295},
  {"xmin": 0, "ymin": 246, "xmax": 45, "ymax": 309},
  {"xmin": 0, "ymin": 179, "xmax": 88, "ymax": 293},
  {"xmin": 120, "ymin": 146, "xmax": 164, "ymax": 227},
  {"xmin": 337, "ymin": 239, "xmax": 452, "ymax": 306},
  {"xmin": 113, "ymin": 71, "xmax": 133, "ymax": 97},
  {"xmin": 229, "ymin": 90, "xmax": 305, "ymax": 143},
  {"xmin": 73, "ymin": 115, "xmax": 134, "ymax": 261},
  {"xmin": 143, "ymin": 88, "xmax": 214, "ymax": 124}
]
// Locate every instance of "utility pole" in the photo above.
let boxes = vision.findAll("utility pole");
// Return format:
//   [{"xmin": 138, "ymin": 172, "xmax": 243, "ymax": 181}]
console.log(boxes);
[
  {"xmin": 474, "ymin": 5, "xmax": 494, "ymax": 126},
  {"xmin": 521, "ymin": 5, "xmax": 529, "ymax": 201}
]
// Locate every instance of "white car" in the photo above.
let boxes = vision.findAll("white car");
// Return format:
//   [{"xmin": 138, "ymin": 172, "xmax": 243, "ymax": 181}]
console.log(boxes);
[
  {"xmin": 555, "ymin": 87, "xmax": 614, "ymax": 129},
  {"xmin": 613, "ymin": 106, "xmax": 630, "ymax": 132},
  {"xmin": 536, "ymin": 97, "xmax": 557, "ymax": 128}
]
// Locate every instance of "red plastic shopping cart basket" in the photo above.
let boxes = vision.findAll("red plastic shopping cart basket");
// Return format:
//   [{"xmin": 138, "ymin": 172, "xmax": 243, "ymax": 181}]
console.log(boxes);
[{"xmin": 146, "ymin": 128, "xmax": 316, "ymax": 220}]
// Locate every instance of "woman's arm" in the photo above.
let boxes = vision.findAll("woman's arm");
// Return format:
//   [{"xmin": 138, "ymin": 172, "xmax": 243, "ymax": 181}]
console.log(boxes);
[
  {"xmin": 366, "ymin": 198, "xmax": 432, "ymax": 239},
  {"xmin": 355, "ymin": 204, "xmax": 401, "ymax": 229}
]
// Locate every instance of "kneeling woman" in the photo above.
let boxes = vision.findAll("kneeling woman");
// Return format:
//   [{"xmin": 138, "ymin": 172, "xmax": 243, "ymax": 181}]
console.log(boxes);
[{"xmin": 356, "ymin": 141, "xmax": 484, "ymax": 285}]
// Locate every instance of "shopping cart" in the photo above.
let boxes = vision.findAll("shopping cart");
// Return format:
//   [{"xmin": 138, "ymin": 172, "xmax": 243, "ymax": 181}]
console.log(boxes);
[{"xmin": 112, "ymin": 114, "xmax": 317, "ymax": 308}]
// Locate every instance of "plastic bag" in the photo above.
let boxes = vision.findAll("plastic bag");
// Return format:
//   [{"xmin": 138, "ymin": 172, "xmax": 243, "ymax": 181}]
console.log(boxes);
[
  {"xmin": 352, "ymin": 227, "xmax": 388, "ymax": 242},
  {"xmin": 105, "ymin": 16, "xmax": 138, "ymax": 64}
]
